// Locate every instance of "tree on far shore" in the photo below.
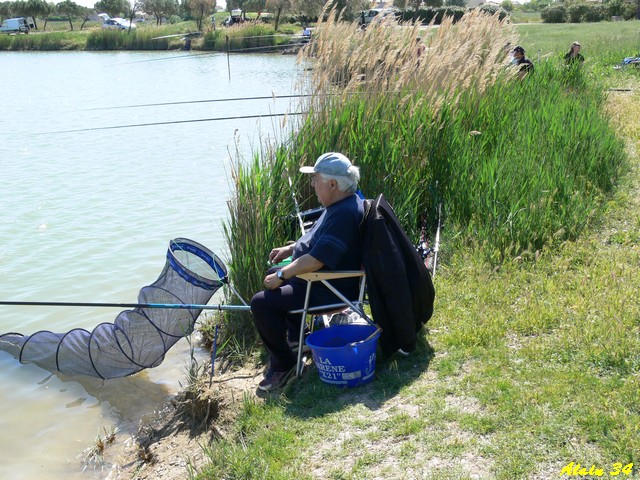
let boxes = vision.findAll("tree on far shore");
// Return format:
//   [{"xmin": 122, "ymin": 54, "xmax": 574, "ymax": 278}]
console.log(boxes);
[
  {"xmin": 56, "ymin": 0, "xmax": 81, "ymax": 29},
  {"xmin": 0, "ymin": 2, "xmax": 14, "ymax": 22},
  {"xmin": 95, "ymin": 0, "xmax": 129, "ymax": 16},
  {"xmin": 265, "ymin": 0, "xmax": 288, "ymax": 30},
  {"xmin": 187, "ymin": 0, "xmax": 213, "ymax": 30},
  {"xmin": 79, "ymin": 5, "xmax": 95, "ymax": 27},
  {"xmin": 24, "ymin": 0, "xmax": 49, "ymax": 29},
  {"xmin": 291, "ymin": 0, "xmax": 323, "ymax": 20},
  {"xmin": 142, "ymin": 0, "xmax": 177, "ymax": 24}
]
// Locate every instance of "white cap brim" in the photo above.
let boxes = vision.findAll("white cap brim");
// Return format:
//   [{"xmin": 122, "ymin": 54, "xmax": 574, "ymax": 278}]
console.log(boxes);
[{"xmin": 299, "ymin": 166, "xmax": 316, "ymax": 173}]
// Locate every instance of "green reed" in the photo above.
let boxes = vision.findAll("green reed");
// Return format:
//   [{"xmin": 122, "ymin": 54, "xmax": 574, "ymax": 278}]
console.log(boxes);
[
  {"xmin": 291, "ymin": 65, "xmax": 625, "ymax": 262},
  {"xmin": 0, "ymin": 31, "xmax": 87, "ymax": 50},
  {"xmin": 202, "ymin": 23, "xmax": 290, "ymax": 52},
  {"xmin": 222, "ymin": 144, "xmax": 301, "ymax": 338},
  {"xmin": 85, "ymin": 29, "xmax": 170, "ymax": 50}
]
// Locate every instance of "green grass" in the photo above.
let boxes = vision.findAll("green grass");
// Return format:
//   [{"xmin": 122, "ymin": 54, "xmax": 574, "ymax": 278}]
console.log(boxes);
[
  {"xmin": 515, "ymin": 20, "xmax": 640, "ymax": 66},
  {"xmin": 510, "ymin": 11, "xmax": 542, "ymax": 23},
  {"xmin": 193, "ymin": 17, "xmax": 640, "ymax": 480}
]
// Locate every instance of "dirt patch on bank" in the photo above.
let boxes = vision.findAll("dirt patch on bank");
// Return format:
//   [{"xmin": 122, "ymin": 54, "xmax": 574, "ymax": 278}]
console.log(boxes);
[{"xmin": 98, "ymin": 364, "xmax": 263, "ymax": 480}]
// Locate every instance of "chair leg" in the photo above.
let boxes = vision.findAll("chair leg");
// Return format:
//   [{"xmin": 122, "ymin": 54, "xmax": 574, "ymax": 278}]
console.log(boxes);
[{"xmin": 296, "ymin": 281, "xmax": 313, "ymax": 378}]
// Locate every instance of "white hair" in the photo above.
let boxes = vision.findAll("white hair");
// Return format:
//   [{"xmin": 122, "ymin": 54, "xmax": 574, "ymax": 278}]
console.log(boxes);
[{"xmin": 319, "ymin": 165, "xmax": 360, "ymax": 193}]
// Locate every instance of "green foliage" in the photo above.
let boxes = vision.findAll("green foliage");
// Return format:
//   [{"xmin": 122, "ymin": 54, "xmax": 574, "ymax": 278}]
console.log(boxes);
[
  {"xmin": 287, "ymin": 64, "xmax": 625, "ymax": 263},
  {"xmin": 143, "ymin": 0, "xmax": 179, "ymax": 25},
  {"xmin": 477, "ymin": 2, "xmax": 509, "ymax": 20},
  {"xmin": 0, "ymin": 29, "xmax": 87, "ymax": 49},
  {"xmin": 567, "ymin": 3, "xmax": 589, "ymax": 23},
  {"xmin": 519, "ymin": 0, "xmax": 550, "ymax": 12},
  {"xmin": 94, "ymin": 0, "xmax": 129, "ymax": 17},
  {"xmin": 541, "ymin": 4, "xmax": 566, "ymax": 22},
  {"xmin": 222, "ymin": 146, "xmax": 297, "ymax": 339},
  {"xmin": 607, "ymin": 0, "xmax": 625, "ymax": 17},
  {"xmin": 582, "ymin": 3, "xmax": 606, "ymax": 22},
  {"xmin": 621, "ymin": 2, "xmax": 637, "ymax": 20},
  {"xmin": 85, "ymin": 28, "xmax": 171, "ymax": 49},
  {"xmin": 202, "ymin": 22, "xmax": 286, "ymax": 51},
  {"xmin": 501, "ymin": 0, "xmax": 513, "ymax": 12}
]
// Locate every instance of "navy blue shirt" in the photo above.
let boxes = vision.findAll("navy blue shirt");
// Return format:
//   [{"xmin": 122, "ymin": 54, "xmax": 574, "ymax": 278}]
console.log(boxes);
[{"xmin": 291, "ymin": 194, "xmax": 364, "ymax": 298}]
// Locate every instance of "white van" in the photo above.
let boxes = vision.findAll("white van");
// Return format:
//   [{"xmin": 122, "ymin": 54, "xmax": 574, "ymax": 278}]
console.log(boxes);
[
  {"xmin": 360, "ymin": 9, "xmax": 396, "ymax": 25},
  {"xmin": 0, "ymin": 17, "xmax": 31, "ymax": 34}
]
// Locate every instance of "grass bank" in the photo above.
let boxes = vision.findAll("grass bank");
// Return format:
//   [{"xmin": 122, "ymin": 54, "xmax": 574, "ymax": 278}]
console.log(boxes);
[
  {"xmin": 190, "ymin": 13, "xmax": 640, "ymax": 480},
  {"xmin": 516, "ymin": 20, "xmax": 640, "ymax": 69}
]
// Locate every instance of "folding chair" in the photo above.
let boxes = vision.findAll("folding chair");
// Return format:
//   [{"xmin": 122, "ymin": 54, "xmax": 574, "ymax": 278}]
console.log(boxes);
[{"xmin": 288, "ymin": 270, "xmax": 371, "ymax": 377}]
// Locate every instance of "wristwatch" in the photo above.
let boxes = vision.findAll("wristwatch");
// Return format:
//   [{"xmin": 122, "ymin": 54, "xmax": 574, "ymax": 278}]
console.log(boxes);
[{"xmin": 276, "ymin": 269, "xmax": 285, "ymax": 281}]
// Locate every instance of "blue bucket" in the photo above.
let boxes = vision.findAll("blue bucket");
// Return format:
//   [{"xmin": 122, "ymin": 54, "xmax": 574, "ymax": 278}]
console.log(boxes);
[{"xmin": 305, "ymin": 324, "xmax": 380, "ymax": 388}]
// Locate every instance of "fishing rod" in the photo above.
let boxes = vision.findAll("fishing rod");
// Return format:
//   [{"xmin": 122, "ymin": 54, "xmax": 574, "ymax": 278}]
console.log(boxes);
[
  {"xmin": 83, "ymin": 93, "xmax": 316, "ymax": 112},
  {"xmin": 288, "ymin": 175, "xmax": 306, "ymax": 235},
  {"xmin": 432, "ymin": 202, "xmax": 442, "ymax": 279},
  {"xmin": 0, "ymin": 300, "xmax": 251, "ymax": 311},
  {"xmin": 37, "ymin": 111, "xmax": 305, "ymax": 135}
]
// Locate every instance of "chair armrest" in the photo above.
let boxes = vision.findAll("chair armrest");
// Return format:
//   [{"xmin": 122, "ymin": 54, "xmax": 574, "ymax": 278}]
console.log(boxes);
[{"xmin": 296, "ymin": 270, "xmax": 365, "ymax": 281}]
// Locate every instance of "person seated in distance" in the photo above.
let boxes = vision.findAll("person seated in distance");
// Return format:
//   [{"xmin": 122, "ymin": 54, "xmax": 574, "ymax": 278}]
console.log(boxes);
[
  {"xmin": 564, "ymin": 41, "xmax": 585, "ymax": 66},
  {"xmin": 512, "ymin": 45, "xmax": 534, "ymax": 79}
]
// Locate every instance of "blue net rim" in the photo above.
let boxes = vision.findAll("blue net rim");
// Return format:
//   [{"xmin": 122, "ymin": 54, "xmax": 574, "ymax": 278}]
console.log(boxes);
[{"xmin": 167, "ymin": 238, "xmax": 227, "ymax": 290}]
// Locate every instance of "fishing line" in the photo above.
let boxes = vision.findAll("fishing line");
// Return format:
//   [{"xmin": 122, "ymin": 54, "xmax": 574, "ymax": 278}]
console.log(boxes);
[
  {"xmin": 225, "ymin": 42, "xmax": 307, "ymax": 53},
  {"xmin": 114, "ymin": 36, "xmax": 306, "ymax": 66},
  {"xmin": 82, "ymin": 93, "xmax": 315, "ymax": 111},
  {"xmin": 36, "ymin": 111, "xmax": 305, "ymax": 135}
]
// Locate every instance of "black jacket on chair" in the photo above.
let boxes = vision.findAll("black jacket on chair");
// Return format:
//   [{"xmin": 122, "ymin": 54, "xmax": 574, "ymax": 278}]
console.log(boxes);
[{"xmin": 361, "ymin": 194, "xmax": 435, "ymax": 356}]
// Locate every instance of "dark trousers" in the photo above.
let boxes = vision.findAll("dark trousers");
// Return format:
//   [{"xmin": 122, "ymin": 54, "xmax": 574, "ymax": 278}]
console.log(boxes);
[{"xmin": 251, "ymin": 276, "xmax": 339, "ymax": 372}]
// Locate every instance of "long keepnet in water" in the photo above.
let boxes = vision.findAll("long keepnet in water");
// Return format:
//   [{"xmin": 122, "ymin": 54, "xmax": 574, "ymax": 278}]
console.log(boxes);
[{"xmin": 0, "ymin": 238, "xmax": 225, "ymax": 379}]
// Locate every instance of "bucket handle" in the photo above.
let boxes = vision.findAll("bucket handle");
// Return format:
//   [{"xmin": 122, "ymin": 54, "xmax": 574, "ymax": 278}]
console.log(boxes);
[{"xmin": 348, "ymin": 326, "xmax": 382, "ymax": 347}]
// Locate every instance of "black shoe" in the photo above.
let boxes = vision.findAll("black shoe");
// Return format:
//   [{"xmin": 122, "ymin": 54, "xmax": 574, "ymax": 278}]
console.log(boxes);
[{"xmin": 258, "ymin": 366, "xmax": 296, "ymax": 392}]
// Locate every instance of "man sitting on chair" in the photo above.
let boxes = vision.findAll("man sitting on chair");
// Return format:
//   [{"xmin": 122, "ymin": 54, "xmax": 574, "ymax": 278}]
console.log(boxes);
[{"xmin": 251, "ymin": 152, "xmax": 364, "ymax": 392}]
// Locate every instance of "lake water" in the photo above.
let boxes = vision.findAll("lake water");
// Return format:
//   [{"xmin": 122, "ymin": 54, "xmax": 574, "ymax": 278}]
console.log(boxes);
[{"xmin": 0, "ymin": 50, "xmax": 303, "ymax": 479}]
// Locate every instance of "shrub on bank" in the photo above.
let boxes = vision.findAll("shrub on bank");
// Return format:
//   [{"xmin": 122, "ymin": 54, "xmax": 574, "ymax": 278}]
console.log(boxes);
[
  {"xmin": 568, "ymin": 3, "xmax": 589, "ymax": 23},
  {"xmin": 85, "ymin": 29, "xmax": 171, "ymax": 50},
  {"xmin": 541, "ymin": 5, "xmax": 567, "ymax": 22},
  {"xmin": 201, "ymin": 23, "xmax": 289, "ymax": 52},
  {"xmin": 0, "ymin": 31, "xmax": 87, "ymax": 50}
]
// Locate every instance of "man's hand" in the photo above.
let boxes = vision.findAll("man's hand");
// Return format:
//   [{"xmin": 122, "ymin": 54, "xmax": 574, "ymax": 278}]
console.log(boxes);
[
  {"xmin": 263, "ymin": 271, "xmax": 283, "ymax": 290},
  {"xmin": 268, "ymin": 244, "xmax": 295, "ymax": 265}
]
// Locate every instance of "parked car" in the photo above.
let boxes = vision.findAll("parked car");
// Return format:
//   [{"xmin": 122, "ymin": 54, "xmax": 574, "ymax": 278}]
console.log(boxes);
[
  {"xmin": 0, "ymin": 17, "xmax": 32, "ymax": 34},
  {"xmin": 98, "ymin": 13, "xmax": 136, "ymax": 30},
  {"xmin": 223, "ymin": 8, "xmax": 243, "ymax": 27},
  {"xmin": 359, "ymin": 8, "xmax": 397, "ymax": 26}
]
